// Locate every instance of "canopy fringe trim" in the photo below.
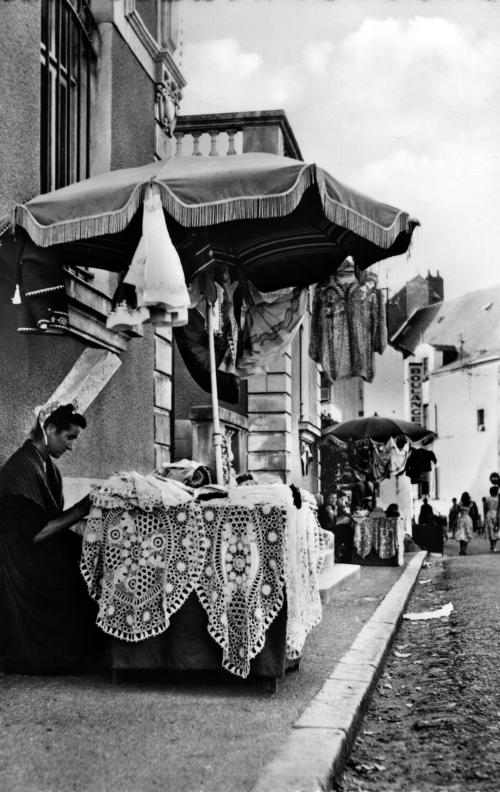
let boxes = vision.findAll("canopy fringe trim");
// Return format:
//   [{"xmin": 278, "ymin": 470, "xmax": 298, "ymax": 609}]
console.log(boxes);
[
  {"xmin": 14, "ymin": 164, "xmax": 413, "ymax": 250},
  {"xmin": 14, "ymin": 183, "xmax": 149, "ymax": 248},
  {"xmin": 316, "ymin": 170, "xmax": 411, "ymax": 250},
  {"xmin": 155, "ymin": 165, "xmax": 315, "ymax": 227}
]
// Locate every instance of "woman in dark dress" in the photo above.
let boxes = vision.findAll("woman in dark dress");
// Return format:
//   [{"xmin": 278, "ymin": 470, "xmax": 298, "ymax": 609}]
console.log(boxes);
[{"xmin": 0, "ymin": 403, "xmax": 100, "ymax": 674}]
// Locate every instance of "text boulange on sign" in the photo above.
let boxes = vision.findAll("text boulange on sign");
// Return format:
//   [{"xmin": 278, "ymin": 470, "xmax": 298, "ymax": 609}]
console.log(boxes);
[{"xmin": 408, "ymin": 362, "xmax": 423, "ymax": 424}]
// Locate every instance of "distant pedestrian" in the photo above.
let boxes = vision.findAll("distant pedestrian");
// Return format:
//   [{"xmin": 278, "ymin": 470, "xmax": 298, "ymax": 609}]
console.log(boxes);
[
  {"xmin": 456, "ymin": 492, "xmax": 474, "ymax": 555},
  {"xmin": 481, "ymin": 497, "xmax": 488, "ymax": 535},
  {"xmin": 470, "ymin": 499, "xmax": 480, "ymax": 533},
  {"xmin": 418, "ymin": 497, "xmax": 434, "ymax": 525},
  {"xmin": 448, "ymin": 497, "xmax": 460, "ymax": 539},
  {"xmin": 484, "ymin": 486, "xmax": 500, "ymax": 553}
]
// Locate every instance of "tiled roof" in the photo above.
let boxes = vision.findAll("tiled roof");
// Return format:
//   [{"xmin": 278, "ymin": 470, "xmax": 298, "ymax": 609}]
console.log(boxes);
[{"xmin": 390, "ymin": 284, "xmax": 500, "ymax": 361}]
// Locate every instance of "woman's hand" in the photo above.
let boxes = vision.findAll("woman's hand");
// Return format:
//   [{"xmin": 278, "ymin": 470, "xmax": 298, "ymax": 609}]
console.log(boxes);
[
  {"xmin": 74, "ymin": 493, "xmax": 92, "ymax": 518},
  {"xmin": 33, "ymin": 492, "xmax": 93, "ymax": 543}
]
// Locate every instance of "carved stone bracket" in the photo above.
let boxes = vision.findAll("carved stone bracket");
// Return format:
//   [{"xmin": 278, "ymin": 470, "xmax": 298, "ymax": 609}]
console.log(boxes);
[{"xmin": 155, "ymin": 80, "xmax": 180, "ymax": 138}]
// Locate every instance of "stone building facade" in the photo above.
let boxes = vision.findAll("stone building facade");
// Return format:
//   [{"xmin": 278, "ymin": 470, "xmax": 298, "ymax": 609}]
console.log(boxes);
[
  {"xmin": 0, "ymin": 0, "xmax": 183, "ymax": 500},
  {"xmin": 0, "ymin": 0, "xmax": 323, "ymax": 497}
]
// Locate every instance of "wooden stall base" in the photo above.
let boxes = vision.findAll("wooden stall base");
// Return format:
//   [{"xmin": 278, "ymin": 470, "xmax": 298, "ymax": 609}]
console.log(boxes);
[
  {"xmin": 263, "ymin": 677, "xmax": 278, "ymax": 694},
  {"xmin": 107, "ymin": 592, "xmax": 292, "ymax": 688},
  {"xmin": 351, "ymin": 550, "xmax": 399, "ymax": 566}
]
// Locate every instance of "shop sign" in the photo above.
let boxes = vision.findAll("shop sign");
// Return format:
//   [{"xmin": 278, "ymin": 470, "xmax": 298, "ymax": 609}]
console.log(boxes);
[{"xmin": 408, "ymin": 361, "xmax": 423, "ymax": 424}]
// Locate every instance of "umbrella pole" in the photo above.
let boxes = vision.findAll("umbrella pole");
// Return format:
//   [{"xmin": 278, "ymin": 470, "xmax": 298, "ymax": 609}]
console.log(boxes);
[{"xmin": 207, "ymin": 302, "xmax": 224, "ymax": 485}]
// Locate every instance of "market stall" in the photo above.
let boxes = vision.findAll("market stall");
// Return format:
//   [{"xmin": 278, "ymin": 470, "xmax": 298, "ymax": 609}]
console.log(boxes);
[
  {"xmin": 80, "ymin": 474, "xmax": 331, "ymax": 684},
  {"xmin": 320, "ymin": 416, "xmax": 435, "ymax": 565},
  {"xmin": 3, "ymin": 151, "xmax": 420, "ymax": 682}
]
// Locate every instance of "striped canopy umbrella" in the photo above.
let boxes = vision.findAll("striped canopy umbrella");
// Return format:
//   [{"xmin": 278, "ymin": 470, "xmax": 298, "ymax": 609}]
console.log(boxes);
[
  {"xmin": 9, "ymin": 152, "xmax": 418, "ymax": 287},
  {"xmin": 4, "ymin": 153, "xmax": 419, "ymax": 482}
]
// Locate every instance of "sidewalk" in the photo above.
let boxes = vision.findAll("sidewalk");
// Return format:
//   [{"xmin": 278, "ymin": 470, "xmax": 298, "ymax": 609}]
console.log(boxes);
[{"xmin": 0, "ymin": 553, "xmax": 425, "ymax": 792}]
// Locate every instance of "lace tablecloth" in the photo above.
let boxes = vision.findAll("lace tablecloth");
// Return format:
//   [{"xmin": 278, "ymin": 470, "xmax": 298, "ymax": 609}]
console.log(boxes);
[
  {"xmin": 81, "ymin": 479, "xmax": 328, "ymax": 677},
  {"xmin": 352, "ymin": 515, "xmax": 399, "ymax": 560}
]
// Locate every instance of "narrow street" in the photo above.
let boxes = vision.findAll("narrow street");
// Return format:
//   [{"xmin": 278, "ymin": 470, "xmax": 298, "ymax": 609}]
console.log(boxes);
[
  {"xmin": 0, "ymin": 562, "xmax": 405, "ymax": 792},
  {"xmin": 335, "ymin": 534, "xmax": 500, "ymax": 792}
]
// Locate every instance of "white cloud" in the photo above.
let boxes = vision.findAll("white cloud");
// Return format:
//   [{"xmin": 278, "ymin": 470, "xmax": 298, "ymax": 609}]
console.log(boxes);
[
  {"xmin": 356, "ymin": 146, "xmax": 500, "ymax": 298},
  {"xmin": 302, "ymin": 41, "xmax": 335, "ymax": 76},
  {"xmin": 179, "ymin": 2, "xmax": 500, "ymax": 299},
  {"xmin": 182, "ymin": 39, "xmax": 263, "ymax": 112}
]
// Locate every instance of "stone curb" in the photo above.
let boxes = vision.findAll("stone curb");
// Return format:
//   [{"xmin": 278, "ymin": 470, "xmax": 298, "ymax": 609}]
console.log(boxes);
[{"xmin": 251, "ymin": 551, "xmax": 427, "ymax": 792}]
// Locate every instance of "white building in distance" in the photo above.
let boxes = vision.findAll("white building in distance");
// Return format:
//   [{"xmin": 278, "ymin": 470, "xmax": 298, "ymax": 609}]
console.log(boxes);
[{"xmin": 368, "ymin": 284, "xmax": 500, "ymax": 514}]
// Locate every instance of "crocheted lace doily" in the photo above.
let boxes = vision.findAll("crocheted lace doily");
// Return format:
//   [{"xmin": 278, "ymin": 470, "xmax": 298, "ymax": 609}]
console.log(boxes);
[
  {"xmin": 81, "ymin": 481, "xmax": 328, "ymax": 677},
  {"xmin": 194, "ymin": 502, "xmax": 286, "ymax": 678},
  {"xmin": 81, "ymin": 502, "xmax": 204, "ymax": 641}
]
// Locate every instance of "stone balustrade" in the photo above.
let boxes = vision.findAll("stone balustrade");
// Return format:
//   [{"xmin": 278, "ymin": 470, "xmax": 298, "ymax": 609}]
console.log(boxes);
[{"xmin": 174, "ymin": 109, "xmax": 302, "ymax": 160}]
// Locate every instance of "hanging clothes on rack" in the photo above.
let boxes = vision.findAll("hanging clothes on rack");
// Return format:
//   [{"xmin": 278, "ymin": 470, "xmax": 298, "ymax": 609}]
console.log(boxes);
[
  {"xmin": 235, "ymin": 280, "xmax": 307, "ymax": 378},
  {"xmin": 348, "ymin": 440, "xmax": 373, "ymax": 481},
  {"xmin": 309, "ymin": 278, "xmax": 354, "ymax": 381},
  {"xmin": 309, "ymin": 260, "xmax": 388, "ymax": 383},
  {"xmin": 404, "ymin": 448, "xmax": 437, "ymax": 483},
  {"xmin": 370, "ymin": 439, "xmax": 391, "ymax": 482},
  {"xmin": 388, "ymin": 435, "xmax": 411, "ymax": 476}
]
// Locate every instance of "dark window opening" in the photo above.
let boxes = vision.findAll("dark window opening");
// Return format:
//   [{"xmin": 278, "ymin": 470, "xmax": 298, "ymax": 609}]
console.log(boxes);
[
  {"xmin": 320, "ymin": 371, "xmax": 332, "ymax": 404},
  {"xmin": 40, "ymin": 0, "xmax": 96, "ymax": 193},
  {"xmin": 477, "ymin": 409, "xmax": 485, "ymax": 432}
]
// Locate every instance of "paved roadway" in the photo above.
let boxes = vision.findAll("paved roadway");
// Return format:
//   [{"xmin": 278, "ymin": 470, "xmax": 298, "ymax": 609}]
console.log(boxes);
[
  {"xmin": 0, "ymin": 558, "xmax": 405, "ymax": 792},
  {"xmin": 336, "ymin": 533, "xmax": 500, "ymax": 792}
]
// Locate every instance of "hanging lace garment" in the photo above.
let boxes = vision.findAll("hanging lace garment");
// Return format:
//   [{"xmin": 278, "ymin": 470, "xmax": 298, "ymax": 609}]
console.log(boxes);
[
  {"xmin": 142, "ymin": 187, "xmax": 190, "ymax": 325},
  {"xmin": 348, "ymin": 440, "xmax": 372, "ymax": 481},
  {"xmin": 106, "ymin": 272, "xmax": 150, "ymax": 331},
  {"xmin": 309, "ymin": 274, "xmax": 388, "ymax": 383},
  {"xmin": 218, "ymin": 272, "xmax": 240, "ymax": 375},
  {"xmin": 370, "ymin": 439, "xmax": 391, "ymax": 483},
  {"xmin": 387, "ymin": 436, "xmax": 411, "ymax": 476},
  {"xmin": 346, "ymin": 282, "xmax": 383, "ymax": 382},
  {"xmin": 284, "ymin": 489, "xmax": 331, "ymax": 660},
  {"xmin": 227, "ymin": 484, "xmax": 329, "ymax": 659},
  {"xmin": 352, "ymin": 513, "xmax": 399, "ymax": 559},
  {"xmin": 107, "ymin": 187, "xmax": 190, "ymax": 331},
  {"xmin": 374, "ymin": 287, "xmax": 388, "ymax": 353},
  {"xmin": 235, "ymin": 282, "xmax": 308, "ymax": 378},
  {"xmin": 309, "ymin": 279, "xmax": 353, "ymax": 381},
  {"xmin": 106, "ymin": 235, "xmax": 152, "ymax": 330}
]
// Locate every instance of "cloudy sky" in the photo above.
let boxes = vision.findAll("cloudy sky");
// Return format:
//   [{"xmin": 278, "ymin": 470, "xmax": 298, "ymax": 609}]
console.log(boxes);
[{"xmin": 178, "ymin": 0, "xmax": 500, "ymax": 300}]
